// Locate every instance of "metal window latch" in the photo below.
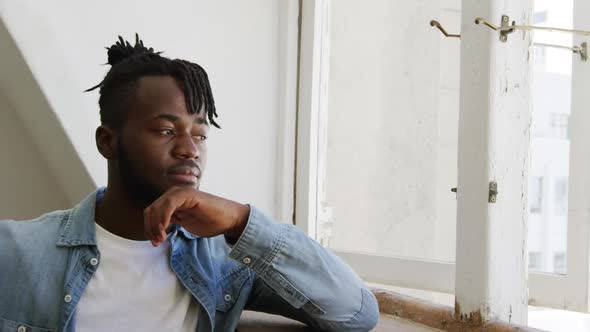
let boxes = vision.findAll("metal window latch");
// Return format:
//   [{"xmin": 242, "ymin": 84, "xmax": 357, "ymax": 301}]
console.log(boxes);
[
  {"xmin": 574, "ymin": 42, "xmax": 588, "ymax": 62},
  {"xmin": 450, "ymin": 182, "xmax": 497, "ymax": 203},
  {"xmin": 489, "ymin": 181, "xmax": 498, "ymax": 203},
  {"xmin": 499, "ymin": 15, "xmax": 515, "ymax": 42}
]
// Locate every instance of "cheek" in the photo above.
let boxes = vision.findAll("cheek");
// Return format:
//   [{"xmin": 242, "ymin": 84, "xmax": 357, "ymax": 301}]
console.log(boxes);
[{"xmin": 126, "ymin": 137, "xmax": 170, "ymax": 173}]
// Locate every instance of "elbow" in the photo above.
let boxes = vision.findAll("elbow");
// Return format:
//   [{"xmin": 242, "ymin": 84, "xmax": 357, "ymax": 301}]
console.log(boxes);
[
  {"xmin": 354, "ymin": 288, "xmax": 380, "ymax": 331},
  {"xmin": 325, "ymin": 288, "xmax": 380, "ymax": 332}
]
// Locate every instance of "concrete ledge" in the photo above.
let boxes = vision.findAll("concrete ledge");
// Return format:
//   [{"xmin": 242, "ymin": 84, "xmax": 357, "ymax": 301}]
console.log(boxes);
[
  {"xmin": 238, "ymin": 310, "xmax": 444, "ymax": 331},
  {"xmin": 237, "ymin": 289, "xmax": 549, "ymax": 331},
  {"xmin": 373, "ymin": 289, "xmax": 547, "ymax": 332}
]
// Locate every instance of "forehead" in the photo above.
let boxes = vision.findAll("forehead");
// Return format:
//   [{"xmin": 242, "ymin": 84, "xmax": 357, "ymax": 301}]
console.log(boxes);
[{"xmin": 129, "ymin": 75, "xmax": 207, "ymax": 122}]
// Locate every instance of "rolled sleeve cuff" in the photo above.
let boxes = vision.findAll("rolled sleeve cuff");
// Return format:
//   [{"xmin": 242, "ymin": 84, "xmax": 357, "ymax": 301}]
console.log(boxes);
[{"xmin": 228, "ymin": 205, "xmax": 288, "ymax": 275}]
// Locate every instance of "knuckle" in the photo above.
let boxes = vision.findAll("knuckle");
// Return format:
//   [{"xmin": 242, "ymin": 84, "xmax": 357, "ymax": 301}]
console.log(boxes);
[{"xmin": 163, "ymin": 197, "xmax": 174, "ymax": 208}]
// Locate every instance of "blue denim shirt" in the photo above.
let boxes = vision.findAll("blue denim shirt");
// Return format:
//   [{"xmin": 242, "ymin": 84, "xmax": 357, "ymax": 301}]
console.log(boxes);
[{"xmin": 0, "ymin": 189, "xmax": 378, "ymax": 332}]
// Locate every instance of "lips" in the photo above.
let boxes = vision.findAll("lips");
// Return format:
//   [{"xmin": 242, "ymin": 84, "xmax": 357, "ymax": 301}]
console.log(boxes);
[
  {"xmin": 169, "ymin": 173, "xmax": 198, "ymax": 183},
  {"xmin": 168, "ymin": 165, "xmax": 200, "ymax": 183}
]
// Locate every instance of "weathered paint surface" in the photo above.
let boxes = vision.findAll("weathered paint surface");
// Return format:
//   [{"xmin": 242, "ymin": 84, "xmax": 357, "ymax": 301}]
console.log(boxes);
[
  {"xmin": 374, "ymin": 290, "xmax": 545, "ymax": 332},
  {"xmin": 455, "ymin": 0, "xmax": 532, "ymax": 325}
]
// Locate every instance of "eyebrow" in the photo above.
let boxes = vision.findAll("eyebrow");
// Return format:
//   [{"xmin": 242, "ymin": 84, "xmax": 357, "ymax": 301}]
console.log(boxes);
[{"xmin": 153, "ymin": 114, "xmax": 209, "ymax": 126}]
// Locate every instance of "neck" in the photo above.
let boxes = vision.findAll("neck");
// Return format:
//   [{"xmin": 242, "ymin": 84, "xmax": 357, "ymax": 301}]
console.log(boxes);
[{"xmin": 95, "ymin": 180, "xmax": 149, "ymax": 241}]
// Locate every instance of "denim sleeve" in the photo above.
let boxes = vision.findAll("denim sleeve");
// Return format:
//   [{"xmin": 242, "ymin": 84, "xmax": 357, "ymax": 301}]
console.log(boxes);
[{"xmin": 228, "ymin": 206, "xmax": 379, "ymax": 331}]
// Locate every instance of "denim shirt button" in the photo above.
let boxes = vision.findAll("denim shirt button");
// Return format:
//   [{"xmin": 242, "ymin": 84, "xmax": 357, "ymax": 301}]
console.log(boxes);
[
  {"xmin": 17, "ymin": 326, "xmax": 26, "ymax": 332},
  {"xmin": 224, "ymin": 294, "xmax": 232, "ymax": 302},
  {"xmin": 242, "ymin": 257, "xmax": 252, "ymax": 265},
  {"xmin": 64, "ymin": 294, "xmax": 72, "ymax": 303},
  {"xmin": 90, "ymin": 257, "xmax": 99, "ymax": 266}
]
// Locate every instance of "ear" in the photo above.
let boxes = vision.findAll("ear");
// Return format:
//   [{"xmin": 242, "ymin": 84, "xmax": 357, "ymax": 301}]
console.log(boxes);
[{"xmin": 96, "ymin": 125, "xmax": 118, "ymax": 160}]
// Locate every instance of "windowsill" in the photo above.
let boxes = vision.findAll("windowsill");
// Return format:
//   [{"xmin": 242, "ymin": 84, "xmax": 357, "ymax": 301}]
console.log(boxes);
[
  {"xmin": 237, "ymin": 284, "xmax": 590, "ymax": 331},
  {"xmin": 368, "ymin": 282, "xmax": 590, "ymax": 332},
  {"xmin": 238, "ymin": 310, "xmax": 442, "ymax": 332}
]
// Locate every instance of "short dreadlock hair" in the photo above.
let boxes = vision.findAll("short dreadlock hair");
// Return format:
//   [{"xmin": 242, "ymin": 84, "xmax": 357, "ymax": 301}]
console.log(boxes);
[{"xmin": 86, "ymin": 34, "xmax": 219, "ymax": 129}]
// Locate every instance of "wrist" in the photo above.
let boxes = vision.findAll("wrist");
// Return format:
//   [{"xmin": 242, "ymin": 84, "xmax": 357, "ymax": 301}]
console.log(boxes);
[{"xmin": 225, "ymin": 204, "xmax": 250, "ymax": 243}]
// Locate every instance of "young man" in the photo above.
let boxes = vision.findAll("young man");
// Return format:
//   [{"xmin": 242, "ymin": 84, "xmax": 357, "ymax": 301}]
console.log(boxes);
[{"xmin": 0, "ymin": 35, "xmax": 378, "ymax": 332}]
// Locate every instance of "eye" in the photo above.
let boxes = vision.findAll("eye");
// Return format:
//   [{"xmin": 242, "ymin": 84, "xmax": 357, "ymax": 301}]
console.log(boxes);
[
  {"xmin": 159, "ymin": 129, "xmax": 175, "ymax": 136},
  {"xmin": 193, "ymin": 135, "xmax": 207, "ymax": 141}
]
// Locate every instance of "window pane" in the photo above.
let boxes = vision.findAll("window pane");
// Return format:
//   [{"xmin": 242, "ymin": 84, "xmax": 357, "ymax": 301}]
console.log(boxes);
[
  {"xmin": 529, "ymin": 177, "xmax": 543, "ymax": 214},
  {"xmin": 528, "ymin": 0, "xmax": 572, "ymax": 275},
  {"xmin": 317, "ymin": 0, "xmax": 458, "ymax": 262}
]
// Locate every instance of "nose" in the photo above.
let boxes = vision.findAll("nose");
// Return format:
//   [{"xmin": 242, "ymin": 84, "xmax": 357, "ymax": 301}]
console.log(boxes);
[{"xmin": 172, "ymin": 133, "xmax": 200, "ymax": 159}]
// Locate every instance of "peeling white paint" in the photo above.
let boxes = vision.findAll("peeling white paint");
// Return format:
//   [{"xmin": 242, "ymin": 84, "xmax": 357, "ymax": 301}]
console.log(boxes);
[{"xmin": 455, "ymin": 0, "xmax": 532, "ymax": 325}]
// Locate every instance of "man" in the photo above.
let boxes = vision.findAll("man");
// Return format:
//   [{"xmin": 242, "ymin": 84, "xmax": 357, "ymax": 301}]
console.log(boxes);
[{"xmin": 0, "ymin": 35, "xmax": 378, "ymax": 332}]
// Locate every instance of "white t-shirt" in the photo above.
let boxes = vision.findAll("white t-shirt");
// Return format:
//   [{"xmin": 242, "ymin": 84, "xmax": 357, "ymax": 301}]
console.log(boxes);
[{"xmin": 75, "ymin": 222, "xmax": 200, "ymax": 331}]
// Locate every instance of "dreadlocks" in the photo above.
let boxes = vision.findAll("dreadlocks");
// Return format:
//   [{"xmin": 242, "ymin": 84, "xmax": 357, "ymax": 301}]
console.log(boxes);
[{"xmin": 86, "ymin": 34, "xmax": 219, "ymax": 129}]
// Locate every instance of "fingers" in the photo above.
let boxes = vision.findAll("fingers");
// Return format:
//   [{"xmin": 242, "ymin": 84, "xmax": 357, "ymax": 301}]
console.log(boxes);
[
  {"xmin": 171, "ymin": 211, "xmax": 184, "ymax": 226},
  {"xmin": 143, "ymin": 204, "xmax": 164, "ymax": 247},
  {"xmin": 144, "ymin": 188, "xmax": 188, "ymax": 246}
]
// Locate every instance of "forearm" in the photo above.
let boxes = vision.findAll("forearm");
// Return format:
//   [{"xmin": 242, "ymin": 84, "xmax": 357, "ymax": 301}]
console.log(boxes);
[{"xmin": 228, "ymin": 206, "xmax": 379, "ymax": 331}]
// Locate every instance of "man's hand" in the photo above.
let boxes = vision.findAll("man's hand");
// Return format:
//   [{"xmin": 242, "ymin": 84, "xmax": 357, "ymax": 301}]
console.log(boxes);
[{"xmin": 143, "ymin": 187, "xmax": 250, "ymax": 246}]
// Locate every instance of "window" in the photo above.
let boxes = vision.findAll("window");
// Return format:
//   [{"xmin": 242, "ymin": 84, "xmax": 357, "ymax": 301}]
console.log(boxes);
[
  {"xmin": 554, "ymin": 252, "xmax": 566, "ymax": 275},
  {"xmin": 528, "ymin": 0, "xmax": 573, "ymax": 280},
  {"xmin": 313, "ymin": 0, "xmax": 456, "ymax": 263},
  {"xmin": 554, "ymin": 177, "xmax": 568, "ymax": 216},
  {"xmin": 297, "ymin": 0, "xmax": 590, "ymax": 313},
  {"xmin": 550, "ymin": 113, "xmax": 569, "ymax": 140},
  {"xmin": 529, "ymin": 177, "xmax": 543, "ymax": 213},
  {"xmin": 532, "ymin": 9, "xmax": 548, "ymax": 69},
  {"xmin": 533, "ymin": 45, "xmax": 546, "ymax": 69},
  {"xmin": 529, "ymin": 252, "xmax": 543, "ymax": 271},
  {"xmin": 534, "ymin": 10, "xmax": 548, "ymax": 24}
]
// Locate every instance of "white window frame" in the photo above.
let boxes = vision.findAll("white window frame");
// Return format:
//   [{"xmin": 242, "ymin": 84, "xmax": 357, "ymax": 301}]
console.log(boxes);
[
  {"xmin": 294, "ymin": 0, "xmax": 590, "ymax": 312},
  {"xmin": 530, "ymin": 0, "xmax": 590, "ymax": 311}
]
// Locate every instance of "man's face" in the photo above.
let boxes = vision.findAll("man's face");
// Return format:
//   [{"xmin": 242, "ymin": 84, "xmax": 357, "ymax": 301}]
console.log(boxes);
[{"xmin": 117, "ymin": 75, "xmax": 209, "ymax": 205}]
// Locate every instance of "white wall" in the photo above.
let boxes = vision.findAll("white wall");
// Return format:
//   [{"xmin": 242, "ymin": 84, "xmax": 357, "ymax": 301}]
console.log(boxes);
[
  {"xmin": 0, "ymin": 18, "xmax": 95, "ymax": 208},
  {"xmin": 0, "ymin": 93, "xmax": 70, "ymax": 219},
  {"xmin": 0, "ymin": 0, "xmax": 294, "ymax": 219}
]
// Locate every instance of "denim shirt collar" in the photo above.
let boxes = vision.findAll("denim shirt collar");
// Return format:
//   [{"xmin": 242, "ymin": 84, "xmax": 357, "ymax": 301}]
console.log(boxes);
[
  {"xmin": 55, "ymin": 188, "xmax": 198, "ymax": 247},
  {"xmin": 55, "ymin": 189, "xmax": 101, "ymax": 247}
]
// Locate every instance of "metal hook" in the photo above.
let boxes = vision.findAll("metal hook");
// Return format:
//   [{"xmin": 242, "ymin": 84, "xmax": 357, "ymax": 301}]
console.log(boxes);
[
  {"xmin": 430, "ymin": 20, "xmax": 461, "ymax": 38},
  {"xmin": 475, "ymin": 16, "xmax": 590, "ymax": 42},
  {"xmin": 475, "ymin": 16, "xmax": 515, "ymax": 42},
  {"xmin": 535, "ymin": 42, "xmax": 588, "ymax": 62},
  {"xmin": 474, "ymin": 17, "xmax": 515, "ymax": 32},
  {"xmin": 430, "ymin": 18, "xmax": 589, "ymax": 61}
]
